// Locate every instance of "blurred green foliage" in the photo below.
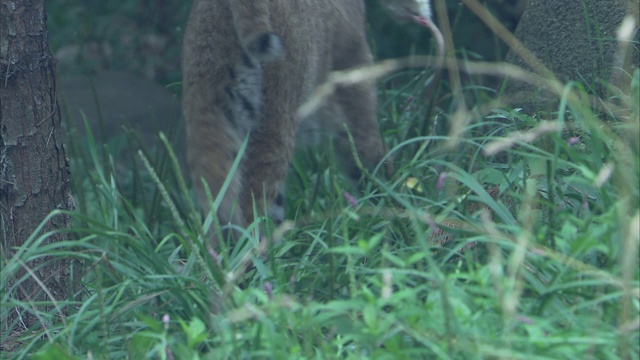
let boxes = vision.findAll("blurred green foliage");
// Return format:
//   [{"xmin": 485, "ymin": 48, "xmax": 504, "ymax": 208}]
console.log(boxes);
[
  {"xmin": 45, "ymin": 0, "xmax": 191, "ymax": 83},
  {"xmin": 365, "ymin": 0, "xmax": 521, "ymax": 61},
  {"xmin": 44, "ymin": 0, "xmax": 522, "ymax": 84}
]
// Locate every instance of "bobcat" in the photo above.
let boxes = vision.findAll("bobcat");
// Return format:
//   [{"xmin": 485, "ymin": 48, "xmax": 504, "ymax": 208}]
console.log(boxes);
[{"xmin": 182, "ymin": 0, "xmax": 388, "ymax": 242}]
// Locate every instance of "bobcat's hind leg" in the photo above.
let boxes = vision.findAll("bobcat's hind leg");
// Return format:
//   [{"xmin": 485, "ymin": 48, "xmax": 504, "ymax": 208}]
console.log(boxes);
[
  {"xmin": 335, "ymin": 83, "xmax": 389, "ymax": 178},
  {"xmin": 332, "ymin": 45, "xmax": 391, "ymax": 180}
]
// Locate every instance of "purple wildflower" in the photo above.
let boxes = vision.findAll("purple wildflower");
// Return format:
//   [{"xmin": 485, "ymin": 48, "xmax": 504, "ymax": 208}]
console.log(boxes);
[
  {"xmin": 264, "ymin": 282, "xmax": 273, "ymax": 300},
  {"xmin": 343, "ymin": 191, "xmax": 358, "ymax": 208},
  {"xmin": 567, "ymin": 137, "xmax": 580, "ymax": 146},
  {"xmin": 436, "ymin": 171, "xmax": 447, "ymax": 191},
  {"xmin": 209, "ymin": 248, "xmax": 221, "ymax": 266}
]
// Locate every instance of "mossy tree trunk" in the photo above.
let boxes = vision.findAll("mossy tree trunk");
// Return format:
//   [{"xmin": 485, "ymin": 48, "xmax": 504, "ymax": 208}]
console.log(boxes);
[{"xmin": 0, "ymin": 0, "xmax": 75, "ymax": 334}]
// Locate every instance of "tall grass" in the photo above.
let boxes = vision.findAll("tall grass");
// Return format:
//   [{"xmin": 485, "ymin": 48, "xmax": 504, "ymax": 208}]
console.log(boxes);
[{"xmin": 2, "ymin": 3, "xmax": 639, "ymax": 360}]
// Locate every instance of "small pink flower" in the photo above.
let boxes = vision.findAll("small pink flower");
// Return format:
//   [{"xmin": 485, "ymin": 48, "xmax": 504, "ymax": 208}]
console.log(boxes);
[
  {"xmin": 162, "ymin": 314, "xmax": 170, "ymax": 324},
  {"xmin": 516, "ymin": 315, "xmax": 534, "ymax": 325},
  {"xmin": 264, "ymin": 282, "xmax": 273, "ymax": 300},
  {"xmin": 567, "ymin": 137, "xmax": 580, "ymax": 146},
  {"xmin": 209, "ymin": 249, "xmax": 221, "ymax": 266},
  {"xmin": 166, "ymin": 347, "xmax": 175, "ymax": 360},
  {"xmin": 289, "ymin": 275, "xmax": 296, "ymax": 291},
  {"xmin": 402, "ymin": 96, "xmax": 415, "ymax": 111},
  {"xmin": 424, "ymin": 214, "xmax": 438, "ymax": 229},
  {"xmin": 530, "ymin": 248, "xmax": 545, "ymax": 256},
  {"xmin": 436, "ymin": 172, "xmax": 447, "ymax": 191},
  {"xmin": 343, "ymin": 191, "xmax": 358, "ymax": 208}
]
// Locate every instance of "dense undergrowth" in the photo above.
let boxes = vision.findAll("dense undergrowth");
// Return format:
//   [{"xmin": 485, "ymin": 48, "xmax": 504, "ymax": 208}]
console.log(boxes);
[{"xmin": 2, "ymin": 2, "xmax": 639, "ymax": 360}]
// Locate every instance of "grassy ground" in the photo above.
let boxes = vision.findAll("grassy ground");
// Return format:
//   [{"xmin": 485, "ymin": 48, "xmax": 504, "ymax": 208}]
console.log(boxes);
[{"xmin": 2, "ymin": 2, "xmax": 639, "ymax": 360}]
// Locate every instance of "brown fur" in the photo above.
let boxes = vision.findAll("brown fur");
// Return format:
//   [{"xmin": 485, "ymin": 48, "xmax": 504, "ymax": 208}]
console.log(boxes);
[{"xmin": 182, "ymin": 0, "xmax": 387, "ymax": 241}]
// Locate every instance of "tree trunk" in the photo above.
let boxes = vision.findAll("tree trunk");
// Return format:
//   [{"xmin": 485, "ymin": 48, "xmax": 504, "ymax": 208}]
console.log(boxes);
[
  {"xmin": 505, "ymin": 0, "xmax": 639, "ymax": 111},
  {"xmin": 0, "ymin": 0, "xmax": 75, "ymax": 334}
]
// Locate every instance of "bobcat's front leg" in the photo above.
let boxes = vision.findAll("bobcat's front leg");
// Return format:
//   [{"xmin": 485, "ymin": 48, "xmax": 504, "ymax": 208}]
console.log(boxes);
[{"xmin": 239, "ymin": 107, "xmax": 297, "ymax": 227}]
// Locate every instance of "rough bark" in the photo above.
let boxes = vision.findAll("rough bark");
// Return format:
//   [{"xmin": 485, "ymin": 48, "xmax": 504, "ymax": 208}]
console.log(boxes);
[
  {"xmin": 0, "ymin": 0, "xmax": 75, "ymax": 334},
  {"xmin": 505, "ymin": 0, "xmax": 639, "ymax": 111}
]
